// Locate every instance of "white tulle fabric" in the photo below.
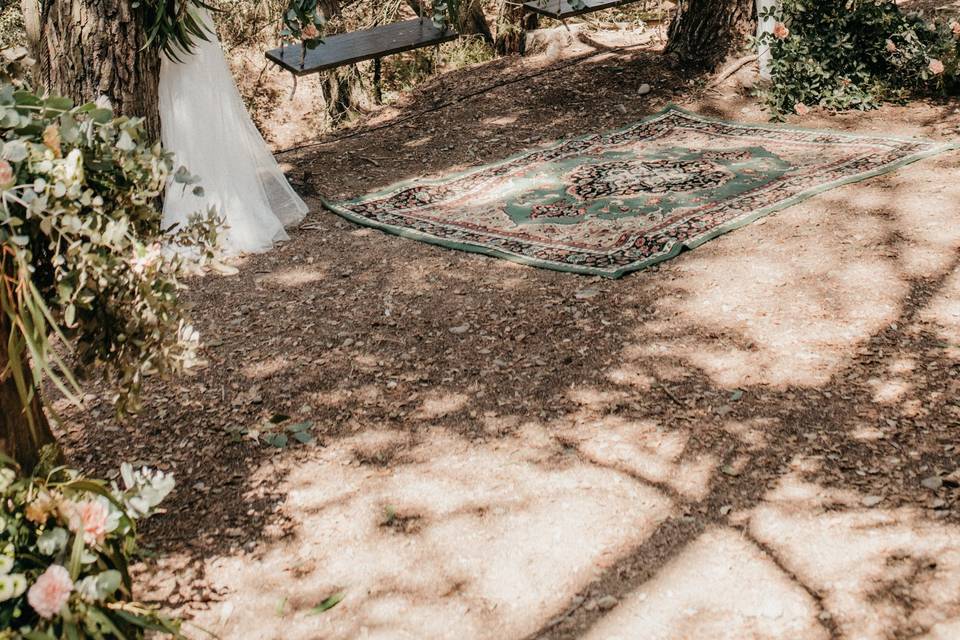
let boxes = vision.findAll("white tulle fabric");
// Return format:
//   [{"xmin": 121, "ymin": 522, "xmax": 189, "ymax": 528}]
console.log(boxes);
[{"xmin": 159, "ymin": 10, "xmax": 307, "ymax": 255}]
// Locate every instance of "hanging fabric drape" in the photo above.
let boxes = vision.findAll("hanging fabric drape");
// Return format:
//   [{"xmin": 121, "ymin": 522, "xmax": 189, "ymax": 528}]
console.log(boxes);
[{"xmin": 756, "ymin": 0, "xmax": 780, "ymax": 80}]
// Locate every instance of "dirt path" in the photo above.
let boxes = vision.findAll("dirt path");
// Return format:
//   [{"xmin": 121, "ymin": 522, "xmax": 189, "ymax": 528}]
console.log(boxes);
[{"xmin": 59, "ymin": 29, "xmax": 960, "ymax": 640}]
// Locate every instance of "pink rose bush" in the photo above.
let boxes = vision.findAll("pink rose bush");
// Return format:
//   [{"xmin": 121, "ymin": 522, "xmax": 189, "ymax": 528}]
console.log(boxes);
[
  {"xmin": 758, "ymin": 0, "xmax": 960, "ymax": 119},
  {"xmin": 0, "ymin": 461, "xmax": 180, "ymax": 637}
]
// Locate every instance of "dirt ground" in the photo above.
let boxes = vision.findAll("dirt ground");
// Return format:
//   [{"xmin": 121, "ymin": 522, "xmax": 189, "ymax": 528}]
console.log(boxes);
[{"xmin": 56, "ymin": 18, "xmax": 960, "ymax": 640}]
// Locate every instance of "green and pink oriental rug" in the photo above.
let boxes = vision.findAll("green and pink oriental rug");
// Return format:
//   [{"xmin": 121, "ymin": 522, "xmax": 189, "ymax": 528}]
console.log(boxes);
[{"xmin": 325, "ymin": 106, "xmax": 952, "ymax": 278}]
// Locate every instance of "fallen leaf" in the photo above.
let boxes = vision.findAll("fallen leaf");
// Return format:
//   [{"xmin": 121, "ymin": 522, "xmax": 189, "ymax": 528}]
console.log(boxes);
[{"xmin": 310, "ymin": 592, "xmax": 344, "ymax": 615}]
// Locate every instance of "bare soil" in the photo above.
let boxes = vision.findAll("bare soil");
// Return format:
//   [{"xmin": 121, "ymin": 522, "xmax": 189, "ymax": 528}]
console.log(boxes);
[{"xmin": 58, "ymin": 23, "xmax": 960, "ymax": 640}]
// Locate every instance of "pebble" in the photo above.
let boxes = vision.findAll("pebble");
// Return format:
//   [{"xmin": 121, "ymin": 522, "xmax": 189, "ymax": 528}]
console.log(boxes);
[
  {"xmin": 944, "ymin": 469, "xmax": 960, "ymax": 488},
  {"xmin": 922, "ymin": 475, "xmax": 943, "ymax": 491},
  {"xmin": 597, "ymin": 595, "xmax": 619, "ymax": 610},
  {"xmin": 638, "ymin": 83, "xmax": 652, "ymax": 95},
  {"xmin": 862, "ymin": 495, "xmax": 883, "ymax": 507}
]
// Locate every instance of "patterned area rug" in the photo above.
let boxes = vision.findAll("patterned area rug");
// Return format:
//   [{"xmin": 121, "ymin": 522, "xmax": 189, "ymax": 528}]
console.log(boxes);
[{"xmin": 324, "ymin": 106, "xmax": 953, "ymax": 278}]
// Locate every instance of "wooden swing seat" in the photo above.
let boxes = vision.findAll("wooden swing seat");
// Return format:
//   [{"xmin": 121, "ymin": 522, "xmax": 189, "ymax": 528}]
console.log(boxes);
[
  {"xmin": 523, "ymin": 0, "xmax": 640, "ymax": 20},
  {"xmin": 265, "ymin": 18, "xmax": 459, "ymax": 76}
]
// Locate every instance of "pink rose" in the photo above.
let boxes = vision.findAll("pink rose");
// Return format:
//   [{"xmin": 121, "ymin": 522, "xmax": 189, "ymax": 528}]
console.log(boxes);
[
  {"xmin": 62, "ymin": 498, "xmax": 110, "ymax": 546},
  {"xmin": 0, "ymin": 160, "xmax": 13, "ymax": 187},
  {"xmin": 951, "ymin": 21, "xmax": 960, "ymax": 38},
  {"xmin": 885, "ymin": 39, "xmax": 897, "ymax": 53},
  {"xmin": 302, "ymin": 24, "xmax": 320, "ymax": 39},
  {"xmin": 27, "ymin": 565, "xmax": 73, "ymax": 619},
  {"xmin": 929, "ymin": 58, "xmax": 945, "ymax": 75},
  {"xmin": 773, "ymin": 23, "xmax": 789, "ymax": 40},
  {"xmin": 794, "ymin": 102, "xmax": 809, "ymax": 116}
]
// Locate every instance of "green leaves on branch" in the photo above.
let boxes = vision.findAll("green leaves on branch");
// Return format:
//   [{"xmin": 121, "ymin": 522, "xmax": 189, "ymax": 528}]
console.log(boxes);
[
  {"xmin": 755, "ymin": 0, "xmax": 960, "ymax": 118},
  {"xmin": 132, "ymin": 0, "xmax": 216, "ymax": 59},
  {"xmin": 282, "ymin": 0, "xmax": 328, "ymax": 49},
  {"xmin": 0, "ymin": 56, "xmax": 219, "ymax": 430}
]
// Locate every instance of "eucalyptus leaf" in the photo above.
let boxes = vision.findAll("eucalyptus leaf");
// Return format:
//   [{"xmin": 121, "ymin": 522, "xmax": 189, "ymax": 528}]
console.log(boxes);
[
  {"xmin": 309, "ymin": 592, "xmax": 344, "ymax": 615},
  {"xmin": 37, "ymin": 527, "xmax": 69, "ymax": 556},
  {"xmin": 265, "ymin": 433, "xmax": 289, "ymax": 449}
]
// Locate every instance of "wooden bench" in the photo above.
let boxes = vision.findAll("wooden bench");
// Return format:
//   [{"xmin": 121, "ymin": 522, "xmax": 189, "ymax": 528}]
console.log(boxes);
[
  {"xmin": 265, "ymin": 18, "xmax": 459, "ymax": 76},
  {"xmin": 522, "ymin": 0, "xmax": 639, "ymax": 20}
]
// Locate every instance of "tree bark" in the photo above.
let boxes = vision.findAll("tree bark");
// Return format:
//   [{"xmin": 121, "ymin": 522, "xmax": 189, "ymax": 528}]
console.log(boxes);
[
  {"xmin": 455, "ymin": 0, "xmax": 494, "ymax": 45},
  {"xmin": 495, "ymin": 1, "xmax": 538, "ymax": 55},
  {"xmin": 666, "ymin": 0, "xmax": 755, "ymax": 71},
  {"xmin": 28, "ymin": 0, "xmax": 161, "ymax": 138},
  {"xmin": 0, "ymin": 319, "xmax": 57, "ymax": 473}
]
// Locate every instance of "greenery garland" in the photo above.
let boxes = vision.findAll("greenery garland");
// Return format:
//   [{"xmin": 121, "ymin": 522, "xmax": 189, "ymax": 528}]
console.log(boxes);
[
  {"xmin": 132, "ymin": 0, "xmax": 216, "ymax": 59},
  {"xmin": 0, "ymin": 50, "xmax": 217, "ymax": 442}
]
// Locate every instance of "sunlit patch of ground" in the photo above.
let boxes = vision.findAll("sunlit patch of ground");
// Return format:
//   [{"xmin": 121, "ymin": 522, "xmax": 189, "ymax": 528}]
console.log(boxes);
[
  {"xmin": 62, "ymin": 24, "xmax": 960, "ymax": 640},
  {"xmin": 195, "ymin": 428, "xmax": 673, "ymax": 639},
  {"xmin": 584, "ymin": 527, "xmax": 829, "ymax": 640},
  {"xmin": 749, "ymin": 471, "xmax": 960, "ymax": 639}
]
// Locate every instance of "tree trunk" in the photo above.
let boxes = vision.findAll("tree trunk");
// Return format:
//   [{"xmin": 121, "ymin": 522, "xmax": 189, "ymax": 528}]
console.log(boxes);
[
  {"xmin": 495, "ymin": 1, "xmax": 538, "ymax": 55},
  {"xmin": 28, "ymin": 0, "xmax": 161, "ymax": 138},
  {"xmin": 666, "ymin": 0, "xmax": 755, "ymax": 71},
  {"xmin": 0, "ymin": 319, "xmax": 58, "ymax": 473},
  {"xmin": 323, "ymin": 67, "xmax": 369, "ymax": 123},
  {"xmin": 456, "ymin": 0, "xmax": 494, "ymax": 45}
]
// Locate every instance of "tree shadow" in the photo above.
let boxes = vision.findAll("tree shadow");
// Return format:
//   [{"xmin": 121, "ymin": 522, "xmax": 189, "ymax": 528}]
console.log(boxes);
[{"xmin": 53, "ymin": 42, "xmax": 960, "ymax": 638}]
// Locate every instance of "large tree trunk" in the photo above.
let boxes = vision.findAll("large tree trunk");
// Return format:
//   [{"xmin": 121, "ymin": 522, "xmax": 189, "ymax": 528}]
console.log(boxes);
[
  {"xmin": 666, "ymin": 0, "xmax": 755, "ymax": 71},
  {"xmin": 495, "ymin": 1, "xmax": 538, "ymax": 55},
  {"xmin": 26, "ymin": 0, "xmax": 161, "ymax": 137},
  {"xmin": 0, "ymin": 319, "xmax": 58, "ymax": 473},
  {"xmin": 456, "ymin": 0, "xmax": 494, "ymax": 45}
]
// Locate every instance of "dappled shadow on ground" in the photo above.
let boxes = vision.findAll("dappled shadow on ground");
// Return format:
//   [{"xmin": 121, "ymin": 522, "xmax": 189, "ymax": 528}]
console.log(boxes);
[{"xmin": 58, "ymin": 33, "xmax": 960, "ymax": 640}]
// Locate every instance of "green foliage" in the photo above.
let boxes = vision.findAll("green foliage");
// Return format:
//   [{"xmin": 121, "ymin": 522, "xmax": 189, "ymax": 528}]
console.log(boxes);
[
  {"xmin": 132, "ymin": 0, "xmax": 215, "ymax": 59},
  {"xmin": 282, "ymin": 0, "xmax": 328, "ymax": 48},
  {"xmin": 0, "ymin": 50, "xmax": 218, "ymax": 434},
  {"xmin": 756, "ymin": 0, "xmax": 960, "ymax": 117},
  {"xmin": 0, "ymin": 458, "xmax": 180, "ymax": 638}
]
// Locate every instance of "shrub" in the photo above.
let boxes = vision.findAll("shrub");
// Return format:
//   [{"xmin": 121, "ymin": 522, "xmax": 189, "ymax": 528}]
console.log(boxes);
[
  {"xmin": 756, "ymin": 0, "xmax": 960, "ymax": 117},
  {"xmin": 0, "ymin": 48, "xmax": 218, "ymax": 427},
  {"xmin": 0, "ymin": 459, "xmax": 180, "ymax": 638}
]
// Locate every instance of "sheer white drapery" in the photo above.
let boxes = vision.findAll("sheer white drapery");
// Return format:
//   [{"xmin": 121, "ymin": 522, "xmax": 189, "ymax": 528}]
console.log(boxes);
[
  {"xmin": 159, "ymin": 10, "xmax": 308, "ymax": 254},
  {"xmin": 756, "ymin": 0, "xmax": 780, "ymax": 80}
]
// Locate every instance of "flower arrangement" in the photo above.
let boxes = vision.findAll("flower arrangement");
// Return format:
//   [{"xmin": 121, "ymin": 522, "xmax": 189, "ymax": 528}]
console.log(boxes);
[
  {"xmin": 282, "ymin": 0, "xmax": 328, "ymax": 50},
  {"xmin": 755, "ymin": 0, "xmax": 960, "ymax": 118},
  {"xmin": 0, "ymin": 48, "xmax": 218, "ymax": 438},
  {"xmin": 0, "ymin": 459, "xmax": 181, "ymax": 637}
]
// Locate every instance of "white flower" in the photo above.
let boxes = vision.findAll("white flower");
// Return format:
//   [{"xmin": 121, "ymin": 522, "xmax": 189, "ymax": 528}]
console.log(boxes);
[
  {"xmin": 0, "ymin": 573, "xmax": 27, "ymax": 602},
  {"xmin": 0, "ymin": 468, "xmax": 16, "ymax": 492},
  {"xmin": 76, "ymin": 570, "xmax": 121, "ymax": 603}
]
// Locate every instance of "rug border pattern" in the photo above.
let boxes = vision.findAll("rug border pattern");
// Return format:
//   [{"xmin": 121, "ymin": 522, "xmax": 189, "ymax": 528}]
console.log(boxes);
[{"xmin": 322, "ymin": 105, "xmax": 957, "ymax": 278}]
